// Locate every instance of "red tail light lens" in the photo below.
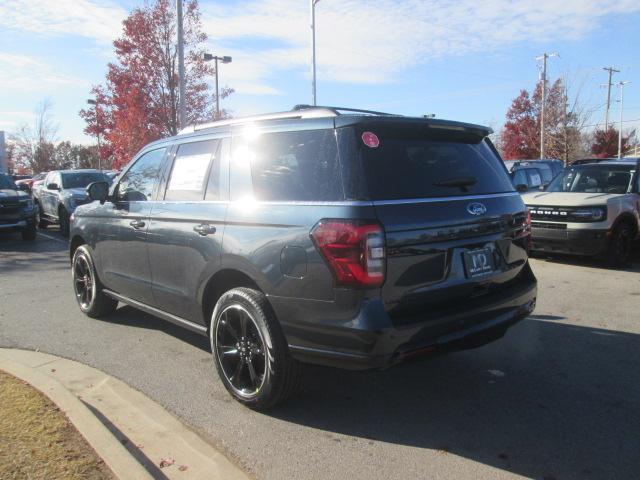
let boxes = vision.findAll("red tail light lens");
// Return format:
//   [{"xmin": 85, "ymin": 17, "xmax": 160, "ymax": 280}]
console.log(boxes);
[{"xmin": 310, "ymin": 219, "xmax": 385, "ymax": 288}]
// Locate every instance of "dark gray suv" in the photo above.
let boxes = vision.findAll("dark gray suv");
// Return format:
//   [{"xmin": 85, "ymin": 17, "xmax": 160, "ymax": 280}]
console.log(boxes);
[{"xmin": 69, "ymin": 106, "xmax": 537, "ymax": 409}]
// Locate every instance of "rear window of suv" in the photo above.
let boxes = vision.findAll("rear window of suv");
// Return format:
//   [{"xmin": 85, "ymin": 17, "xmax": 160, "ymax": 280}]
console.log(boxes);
[{"xmin": 352, "ymin": 124, "xmax": 514, "ymax": 200}]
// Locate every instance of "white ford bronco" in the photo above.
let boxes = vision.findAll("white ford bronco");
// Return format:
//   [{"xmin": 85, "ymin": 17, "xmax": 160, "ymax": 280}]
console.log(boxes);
[{"xmin": 522, "ymin": 158, "xmax": 640, "ymax": 266}]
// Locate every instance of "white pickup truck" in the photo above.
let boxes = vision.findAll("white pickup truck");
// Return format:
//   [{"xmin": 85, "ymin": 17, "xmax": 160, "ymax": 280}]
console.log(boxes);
[{"xmin": 522, "ymin": 158, "xmax": 640, "ymax": 266}]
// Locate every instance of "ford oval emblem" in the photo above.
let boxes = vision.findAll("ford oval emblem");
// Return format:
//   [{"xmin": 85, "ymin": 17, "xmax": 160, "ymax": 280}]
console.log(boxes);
[{"xmin": 467, "ymin": 202, "xmax": 487, "ymax": 216}]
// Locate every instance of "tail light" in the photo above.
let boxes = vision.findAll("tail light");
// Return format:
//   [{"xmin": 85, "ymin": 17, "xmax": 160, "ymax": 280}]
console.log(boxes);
[{"xmin": 310, "ymin": 219, "xmax": 385, "ymax": 288}]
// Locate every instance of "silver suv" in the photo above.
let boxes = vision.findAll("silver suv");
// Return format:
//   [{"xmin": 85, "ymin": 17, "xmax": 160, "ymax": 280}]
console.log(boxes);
[
  {"xmin": 523, "ymin": 158, "xmax": 640, "ymax": 266},
  {"xmin": 35, "ymin": 169, "xmax": 107, "ymax": 237}
]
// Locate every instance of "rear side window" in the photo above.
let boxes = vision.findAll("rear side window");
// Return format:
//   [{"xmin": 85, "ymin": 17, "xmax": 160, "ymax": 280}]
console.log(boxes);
[
  {"xmin": 352, "ymin": 124, "xmax": 514, "ymax": 200},
  {"xmin": 512, "ymin": 169, "xmax": 527, "ymax": 187},
  {"xmin": 239, "ymin": 129, "xmax": 342, "ymax": 201},
  {"xmin": 165, "ymin": 140, "xmax": 219, "ymax": 201}
]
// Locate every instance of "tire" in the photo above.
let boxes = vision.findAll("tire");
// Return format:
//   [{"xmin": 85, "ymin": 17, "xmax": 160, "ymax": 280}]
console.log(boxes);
[
  {"xmin": 21, "ymin": 224, "xmax": 37, "ymax": 241},
  {"xmin": 210, "ymin": 287, "xmax": 301, "ymax": 410},
  {"xmin": 59, "ymin": 206, "xmax": 70, "ymax": 238},
  {"xmin": 35, "ymin": 203, "xmax": 48, "ymax": 229},
  {"xmin": 606, "ymin": 223, "xmax": 633, "ymax": 268},
  {"xmin": 72, "ymin": 245, "xmax": 118, "ymax": 318}
]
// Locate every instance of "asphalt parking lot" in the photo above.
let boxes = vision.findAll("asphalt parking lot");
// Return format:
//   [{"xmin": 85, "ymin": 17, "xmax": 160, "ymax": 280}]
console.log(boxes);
[{"xmin": 1, "ymin": 229, "xmax": 639, "ymax": 480}]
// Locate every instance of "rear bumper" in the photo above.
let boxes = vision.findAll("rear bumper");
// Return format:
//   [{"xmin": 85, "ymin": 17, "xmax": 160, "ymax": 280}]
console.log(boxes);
[
  {"xmin": 274, "ymin": 266, "xmax": 537, "ymax": 370},
  {"xmin": 531, "ymin": 225, "xmax": 609, "ymax": 256}
]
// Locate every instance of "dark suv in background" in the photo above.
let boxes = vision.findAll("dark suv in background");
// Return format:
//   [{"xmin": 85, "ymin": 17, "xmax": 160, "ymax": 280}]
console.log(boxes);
[
  {"xmin": 69, "ymin": 106, "xmax": 537, "ymax": 409},
  {"xmin": 0, "ymin": 173, "xmax": 37, "ymax": 241}
]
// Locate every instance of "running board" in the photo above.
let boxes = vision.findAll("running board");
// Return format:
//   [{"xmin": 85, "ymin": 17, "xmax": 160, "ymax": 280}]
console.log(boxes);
[{"xmin": 103, "ymin": 290, "xmax": 208, "ymax": 336}]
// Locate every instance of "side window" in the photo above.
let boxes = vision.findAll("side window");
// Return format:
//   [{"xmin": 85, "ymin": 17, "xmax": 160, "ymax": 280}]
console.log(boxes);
[
  {"xmin": 165, "ymin": 140, "xmax": 219, "ymax": 201},
  {"xmin": 116, "ymin": 148, "xmax": 166, "ymax": 202},
  {"xmin": 237, "ymin": 129, "xmax": 341, "ymax": 201},
  {"xmin": 512, "ymin": 169, "xmax": 527, "ymax": 187}
]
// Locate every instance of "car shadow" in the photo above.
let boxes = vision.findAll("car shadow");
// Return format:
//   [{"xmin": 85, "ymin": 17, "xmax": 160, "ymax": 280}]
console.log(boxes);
[
  {"xmin": 264, "ymin": 318, "xmax": 640, "ymax": 479},
  {"xmin": 531, "ymin": 245, "xmax": 640, "ymax": 272},
  {"xmin": 0, "ymin": 232, "xmax": 69, "ymax": 274},
  {"xmin": 101, "ymin": 305, "xmax": 210, "ymax": 352}
]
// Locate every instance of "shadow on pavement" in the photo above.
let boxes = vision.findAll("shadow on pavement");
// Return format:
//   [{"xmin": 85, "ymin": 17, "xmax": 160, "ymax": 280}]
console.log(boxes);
[
  {"xmin": 266, "ymin": 318, "xmax": 640, "ymax": 480},
  {"xmin": 102, "ymin": 305, "xmax": 210, "ymax": 352},
  {"xmin": 0, "ymin": 231, "xmax": 69, "ymax": 274},
  {"xmin": 531, "ymin": 242, "xmax": 640, "ymax": 272}
]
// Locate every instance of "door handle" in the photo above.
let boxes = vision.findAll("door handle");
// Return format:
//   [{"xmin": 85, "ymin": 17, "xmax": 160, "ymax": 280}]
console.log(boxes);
[
  {"xmin": 129, "ymin": 220, "xmax": 146, "ymax": 229},
  {"xmin": 193, "ymin": 224, "xmax": 216, "ymax": 236}
]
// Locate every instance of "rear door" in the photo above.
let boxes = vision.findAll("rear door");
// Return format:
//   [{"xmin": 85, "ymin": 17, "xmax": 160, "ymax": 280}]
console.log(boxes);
[
  {"xmin": 342, "ymin": 123, "xmax": 530, "ymax": 320},
  {"xmin": 147, "ymin": 137, "xmax": 228, "ymax": 324}
]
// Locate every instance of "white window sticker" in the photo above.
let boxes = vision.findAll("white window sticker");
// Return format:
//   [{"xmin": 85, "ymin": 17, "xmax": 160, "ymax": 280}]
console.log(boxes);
[
  {"xmin": 168, "ymin": 153, "xmax": 211, "ymax": 191},
  {"xmin": 530, "ymin": 172, "xmax": 542, "ymax": 187}
]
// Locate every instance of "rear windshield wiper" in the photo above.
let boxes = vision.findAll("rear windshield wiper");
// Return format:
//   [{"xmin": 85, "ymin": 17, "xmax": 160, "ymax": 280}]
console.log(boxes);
[{"xmin": 433, "ymin": 176, "xmax": 477, "ymax": 191}]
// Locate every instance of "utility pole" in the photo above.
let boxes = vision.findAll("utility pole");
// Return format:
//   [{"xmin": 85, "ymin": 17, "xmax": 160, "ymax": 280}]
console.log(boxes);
[
  {"xmin": 535, "ymin": 52, "xmax": 558, "ymax": 159},
  {"xmin": 310, "ymin": 0, "xmax": 320, "ymax": 106},
  {"xmin": 617, "ymin": 81, "xmax": 630, "ymax": 159},
  {"xmin": 603, "ymin": 67, "xmax": 619, "ymax": 131},
  {"xmin": 177, "ymin": 0, "xmax": 186, "ymax": 129}
]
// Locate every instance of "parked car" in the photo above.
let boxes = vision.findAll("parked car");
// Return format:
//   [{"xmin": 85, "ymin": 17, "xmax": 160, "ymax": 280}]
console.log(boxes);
[
  {"xmin": 35, "ymin": 169, "xmax": 108, "ymax": 237},
  {"xmin": 523, "ymin": 157, "xmax": 640, "ymax": 266},
  {"xmin": 0, "ymin": 173, "xmax": 37, "ymax": 241},
  {"xmin": 16, "ymin": 171, "xmax": 47, "ymax": 193},
  {"xmin": 510, "ymin": 164, "xmax": 545, "ymax": 192},
  {"xmin": 69, "ymin": 105, "xmax": 537, "ymax": 409}
]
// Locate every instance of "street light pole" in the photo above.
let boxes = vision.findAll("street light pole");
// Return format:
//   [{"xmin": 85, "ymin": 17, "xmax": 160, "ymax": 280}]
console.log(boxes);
[
  {"xmin": 535, "ymin": 52, "xmax": 558, "ymax": 159},
  {"xmin": 203, "ymin": 54, "xmax": 232, "ymax": 119},
  {"xmin": 618, "ymin": 81, "xmax": 630, "ymax": 159},
  {"xmin": 87, "ymin": 99, "xmax": 101, "ymax": 170},
  {"xmin": 177, "ymin": 0, "xmax": 186, "ymax": 129},
  {"xmin": 310, "ymin": 0, "xmax": 320, "ymax": 106}
]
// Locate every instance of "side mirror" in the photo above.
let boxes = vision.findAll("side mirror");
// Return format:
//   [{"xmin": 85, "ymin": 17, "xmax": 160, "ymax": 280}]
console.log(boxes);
[
  {"xmin": 539, "ymin": 184, "xmax": 546, "ymax": 191},
  {"xmin": 516, "ymin": 184, "xmax": 529, "ymax": 193},
  {"xmin": 86, "ymin": 181, "xmax": 110, "ymax": 204},
  {"xmin": 47, "ymin": 182, "xmax": 60, "ymax": 190}
]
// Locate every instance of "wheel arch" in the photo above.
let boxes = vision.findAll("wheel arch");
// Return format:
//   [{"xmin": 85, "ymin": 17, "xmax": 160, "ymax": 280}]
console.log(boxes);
[
  {"xmin": 69, "ymin": 235, "xmax": 86, "ymax": 262},
  {"xmin": 612, "ymin": 212, "xmax": 639, "ymax": 239},
  {"xmin": 200, "ymin": 269, "xmax": 265, "ymax": 331}
]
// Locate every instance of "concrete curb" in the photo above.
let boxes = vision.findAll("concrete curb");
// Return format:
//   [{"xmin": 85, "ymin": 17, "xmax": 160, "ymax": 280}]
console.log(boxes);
[
  {"xmin": 0, "ymin": 353, "xmax": 152, "ymax": 480},
  {"xmin": 0, "ymin": 348, "xmax": 250, "ymax": 480}
]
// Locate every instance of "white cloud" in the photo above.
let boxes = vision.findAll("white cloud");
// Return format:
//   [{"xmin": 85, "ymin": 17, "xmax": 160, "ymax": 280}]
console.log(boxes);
[
  {"xmin": 200, "ymin": 0, "xmax": 640, "ymax": 91},
  {"xmin": 0, "ymin": 52, "xmax": 87, "ymax": 91},
  {"xmin": 0, "ymin": 0, "xmax": 126, "ymax": 44}
]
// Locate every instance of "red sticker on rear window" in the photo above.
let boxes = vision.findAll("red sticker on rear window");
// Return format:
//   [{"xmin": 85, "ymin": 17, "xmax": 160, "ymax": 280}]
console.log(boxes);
[{"xmin": 362, "ymin": 131, "xmax": 380, "ymax": 148}]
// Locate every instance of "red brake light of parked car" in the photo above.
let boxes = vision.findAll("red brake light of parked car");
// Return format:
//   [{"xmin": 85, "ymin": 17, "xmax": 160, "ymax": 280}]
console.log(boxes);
[{"xmin": 310, "ymin": 219, "xmax": 385, "ymax": 288}]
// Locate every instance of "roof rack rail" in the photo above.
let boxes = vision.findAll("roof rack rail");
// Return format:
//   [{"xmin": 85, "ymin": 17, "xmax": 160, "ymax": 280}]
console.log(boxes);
[
  {"xmin": 571, "ymin": 158, "xmax": 613, "ymax": 165},
  {"xmin": 179, "ymin": 107, "xmax": 339, "ymax": 134},
  {"xmin": 292, "ymin": 104, "xmax": 400, "ymax": 116}
]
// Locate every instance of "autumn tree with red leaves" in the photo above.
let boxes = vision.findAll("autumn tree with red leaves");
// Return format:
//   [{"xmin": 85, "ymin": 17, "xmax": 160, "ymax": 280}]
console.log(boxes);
[
  {"xmin": 80, "ymin": 0, "xmax": 233, "ymax": 169},
  {"xmin": 501, "ymin": 78, "xmax": 588, "ymax": 163},
  {"xmin": 590, "ymin": 126, "xmax": 631, "ymax": 158}
]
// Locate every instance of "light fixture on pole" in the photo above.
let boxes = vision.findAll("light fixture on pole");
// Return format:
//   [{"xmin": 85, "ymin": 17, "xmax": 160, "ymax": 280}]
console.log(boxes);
[
  {"xmin": 204, "ymin": 53, "xmax": 232, "ymax": 119},
  {"xmin": 87, "ymin": 99, "xmax": 102, "ymax": 171},
  {"xmin": 310, "ymin": 0, "xmax": 321, "ymax": 106},
  {"xmin": 617, "ymin": 81, "xmax": 630, "ymax": 159}
]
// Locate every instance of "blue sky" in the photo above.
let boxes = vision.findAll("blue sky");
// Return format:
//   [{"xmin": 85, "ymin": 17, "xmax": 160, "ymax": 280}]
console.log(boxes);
[{"xmin": 1, "ymin": 0, "xmax": 639, "ymax": 145}]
